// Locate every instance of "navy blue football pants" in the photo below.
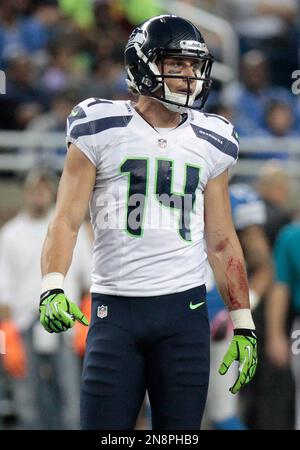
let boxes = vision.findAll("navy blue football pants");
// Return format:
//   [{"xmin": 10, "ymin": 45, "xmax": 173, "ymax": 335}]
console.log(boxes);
[{"xmin": 80, "ymin": 285, "xmax": 210, "ymax": 430}]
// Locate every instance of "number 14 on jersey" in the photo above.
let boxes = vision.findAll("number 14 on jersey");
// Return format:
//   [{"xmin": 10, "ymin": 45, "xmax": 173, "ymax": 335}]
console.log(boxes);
[{"xmin": 120, "ymin": 158, "xmax": 201, "ymax": 242}]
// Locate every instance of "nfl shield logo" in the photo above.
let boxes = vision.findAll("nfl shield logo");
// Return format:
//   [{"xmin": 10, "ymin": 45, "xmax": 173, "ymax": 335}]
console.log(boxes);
[
  {"xmin": 97, "ymin": 305, "xmax": 108, "ymax": 319},
  {"xmin": 158, "ymin": 138, "xmax": 167, "ymax": 149}
]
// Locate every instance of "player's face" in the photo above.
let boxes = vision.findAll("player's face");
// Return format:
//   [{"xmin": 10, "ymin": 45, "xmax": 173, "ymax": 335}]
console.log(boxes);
[{"xmin": 159, "ymin": 57, "xmax": 202, "ymax": 95}]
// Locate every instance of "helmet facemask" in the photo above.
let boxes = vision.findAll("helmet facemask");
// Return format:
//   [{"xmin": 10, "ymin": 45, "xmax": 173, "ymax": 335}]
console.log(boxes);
[
  {"xmin": 149, "ymin": 53, "xmax": 213, "ymax": 112},
  {"xmin": 126, "ymin": 44, "xmax": 213, "ymax": 113}
]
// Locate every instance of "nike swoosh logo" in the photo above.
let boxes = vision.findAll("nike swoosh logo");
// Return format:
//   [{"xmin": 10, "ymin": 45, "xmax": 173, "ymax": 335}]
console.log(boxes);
[
  {"xmin": 71, "ymin": 109, "xmax": 79, "ymax": 116},
  {"xmin": 189, "ymin": 301, "xmax": 205, "ymax": 310}
]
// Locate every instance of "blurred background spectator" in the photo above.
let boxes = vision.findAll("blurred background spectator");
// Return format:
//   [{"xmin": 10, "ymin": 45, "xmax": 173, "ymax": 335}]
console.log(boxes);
[
  {"xmin": 221, "ymin": 50, "xmax": 297, "ymax": 137},
  {"xmin": 239, "ymin": 161, "xmax": 296, "ymax": 430},
  {"xmin": 265, "ymin": 208, "xmax": 300, "ymax": 430},
  {"xmin": 0, "ymin": 169, "xmax": 92, "ymax": 429},
  {"xmin": 195, "ymin": 0, "xmax": 299, "ymax": 87},
  {"xmin": 0, "ymin": 52, "xmax": 45, "ymax": 129},
  {"xmin": 256, "ymin": 161, "xmax": 293, "ymax": 246}
]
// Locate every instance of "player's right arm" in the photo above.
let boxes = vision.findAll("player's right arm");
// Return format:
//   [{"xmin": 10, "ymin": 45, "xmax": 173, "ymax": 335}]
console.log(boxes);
[{"xmin": 39, "ymin": 144, "xmax": 96, "ymax": 333}]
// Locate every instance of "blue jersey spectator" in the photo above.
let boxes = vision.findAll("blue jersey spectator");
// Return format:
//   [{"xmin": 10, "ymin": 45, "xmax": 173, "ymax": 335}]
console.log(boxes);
[
  {"xmin": 222, "ymin": 50, "xmax": 297, "ymax": 137},
  {"xmin": 0, "ymin": 2, "xmax": 51, "ymax": 67}
]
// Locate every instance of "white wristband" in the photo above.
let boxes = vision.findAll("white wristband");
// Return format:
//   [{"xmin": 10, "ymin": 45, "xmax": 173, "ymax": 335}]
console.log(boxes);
[
  {"xmin": 41, "ymin": 272, "xmax": 64, "ymax": 293},
  {"xmin": 229, "ymin": 309, "xmax": 255, "ymax": 330}
]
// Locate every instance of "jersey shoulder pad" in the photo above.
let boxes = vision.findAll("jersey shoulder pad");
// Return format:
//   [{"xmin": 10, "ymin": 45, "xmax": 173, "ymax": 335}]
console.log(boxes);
[
  {"xmin": 66, "ymin": 98, "xmax": 133, "ymax": 142},
  {"xmin": 67, "ymin": 98, "xmax": 131, "ymax": 127},
  {"xmin": 191, "ymin": 111, "xmax": 239, "ymax": 160}
]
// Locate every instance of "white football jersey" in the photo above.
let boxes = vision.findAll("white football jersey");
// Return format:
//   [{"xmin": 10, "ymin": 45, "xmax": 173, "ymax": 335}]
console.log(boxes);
[{"xmin": 66, "ymin": 98, "xmax": 239, "ymax": 296}]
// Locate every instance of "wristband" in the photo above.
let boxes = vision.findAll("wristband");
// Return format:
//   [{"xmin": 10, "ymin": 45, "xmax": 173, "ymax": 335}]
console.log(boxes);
[
  {"xmin": 229, "ymin": 309, "xmax": 255, "ymax": 330},
  {"xmin": 41, "ymin": 272, "xmax": 64, "ymax": 293}
]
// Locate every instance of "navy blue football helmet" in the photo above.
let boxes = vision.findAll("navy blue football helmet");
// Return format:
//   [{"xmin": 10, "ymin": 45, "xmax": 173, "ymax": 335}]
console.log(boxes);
[{"xmin": 124, "ymin": 15, "xmax": 214, "ymax": 112}]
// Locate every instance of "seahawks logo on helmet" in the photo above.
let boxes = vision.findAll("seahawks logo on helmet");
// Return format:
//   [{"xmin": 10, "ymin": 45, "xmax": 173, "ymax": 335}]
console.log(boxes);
[{"xmin": 126, "ymin": 28, "xmax": 145, "ymax": 49}]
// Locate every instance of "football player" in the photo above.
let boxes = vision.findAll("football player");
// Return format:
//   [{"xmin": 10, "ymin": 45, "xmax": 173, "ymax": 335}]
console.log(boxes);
[{"xmin": 39, "ymin": 15, "xmax": 257, "ymax": 430}]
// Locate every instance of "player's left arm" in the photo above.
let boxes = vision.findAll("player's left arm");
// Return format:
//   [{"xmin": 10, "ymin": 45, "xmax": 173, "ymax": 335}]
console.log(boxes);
[{"xmin": 204, "ymin": 170, "xmax": 257, "ymax": 393}]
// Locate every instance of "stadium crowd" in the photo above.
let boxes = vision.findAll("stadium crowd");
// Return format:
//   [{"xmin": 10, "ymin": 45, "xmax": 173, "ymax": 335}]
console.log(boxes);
[{"xmin": 0, "ymin": 0, "xmax": 300, "ymax": 430}]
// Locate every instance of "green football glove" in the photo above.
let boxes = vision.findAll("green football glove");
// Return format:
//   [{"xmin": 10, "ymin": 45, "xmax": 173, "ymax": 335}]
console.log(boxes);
[
  {"xmin": 39, "ymin": 289, "xmax": 89, "ymax": 333},
  {"xmin": 219, "ymin": 328, "xmax": 257, "ymax": 394}
]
